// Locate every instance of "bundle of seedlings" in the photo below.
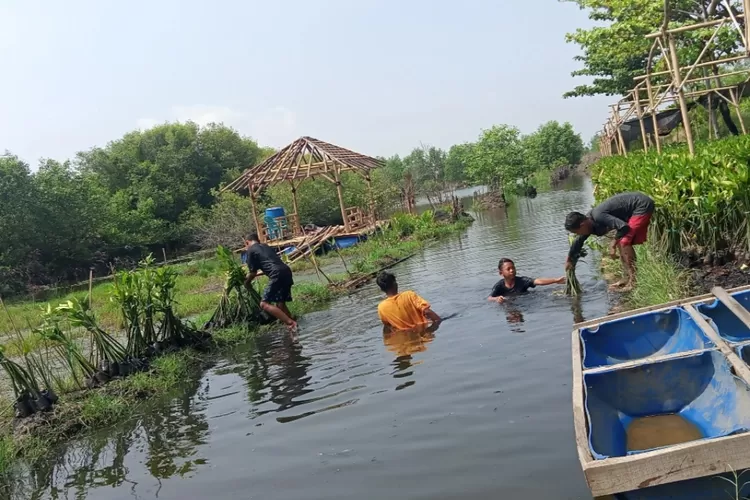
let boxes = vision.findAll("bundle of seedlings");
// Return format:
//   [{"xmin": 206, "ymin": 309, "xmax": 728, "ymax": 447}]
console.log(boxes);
[
  {"xmin": 564, "ymin": 235, "xmax": 588, "ymax": 297},
  {"xmin": 204, "ymin": 246, "xmax": 270, "ymax": 329},
  {"xmin": 153, "ymin": 266, "xmax": 212, "ymax": 353},
  {"xmin": 0, "ymin": 346, "xmax": 56, "ymax": 418},
  {"xmin": 36, "ymin": 311, "xmax": 96, "ymax": 390},
  {"xmin": 55, "ymin": 298, "xmax": 127, "ymax": 387},
  {"xmin": 0, "ymin": 299, "xmax": 59, "ymax": 417}
]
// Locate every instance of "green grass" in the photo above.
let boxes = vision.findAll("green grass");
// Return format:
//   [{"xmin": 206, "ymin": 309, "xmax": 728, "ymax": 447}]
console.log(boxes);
[{"xmin": 601, "ymin": 242, "xmax": 692, "ymax": 310}]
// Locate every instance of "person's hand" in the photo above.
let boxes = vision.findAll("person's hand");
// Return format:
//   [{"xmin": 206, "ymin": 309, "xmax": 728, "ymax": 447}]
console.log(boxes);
[
  {"xmin": 495, "ymin": 296, "xmax": 506, "ymax": 304},
  {"xmin": 565, "ymin": 260, "xmax": 573, "ymax": 272},
  {"xmin": 556, "ymin": 276, "xmax": 566, "ymax": 284}
]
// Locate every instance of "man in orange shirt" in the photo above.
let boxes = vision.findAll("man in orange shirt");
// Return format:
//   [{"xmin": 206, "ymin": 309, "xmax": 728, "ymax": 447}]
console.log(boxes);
[{"xmin": 376, "ymin": 271, "xmax": 442, "ymax": 330}]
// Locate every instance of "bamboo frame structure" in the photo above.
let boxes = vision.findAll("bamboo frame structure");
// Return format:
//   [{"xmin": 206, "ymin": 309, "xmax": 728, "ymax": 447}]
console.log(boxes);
[
  {"xmin": 602, "ymin": 4, "xmax": 750, "ymax": 157},
  {"xmin": 223, "ymin": 137, "xmax": 384, "ymax": 242}
]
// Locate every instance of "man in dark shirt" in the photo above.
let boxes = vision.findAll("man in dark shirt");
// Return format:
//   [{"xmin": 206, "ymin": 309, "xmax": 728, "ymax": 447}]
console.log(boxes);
[
  {"xmin": 488, "ymin": 258, "xmax": 565, "ymax": 304},
  {"xmin": 564, "ymin": 191, "xmax": 655, "ymax": 292},
  {"xmin": 244, "ymin": 233, "xmax": 297, "ymax": 332}
]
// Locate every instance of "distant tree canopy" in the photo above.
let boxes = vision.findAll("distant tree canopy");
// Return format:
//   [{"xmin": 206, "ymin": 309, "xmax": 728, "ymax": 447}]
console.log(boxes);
[{"xmin": 1, "ymin": 118, "xmax": 585, "ymax": 295}]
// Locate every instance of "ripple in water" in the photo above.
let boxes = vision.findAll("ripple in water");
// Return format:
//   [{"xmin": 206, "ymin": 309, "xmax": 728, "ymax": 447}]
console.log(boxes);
[{"xmin": 10, "ymin": 177, "xmax": 610, "ymax": 500}]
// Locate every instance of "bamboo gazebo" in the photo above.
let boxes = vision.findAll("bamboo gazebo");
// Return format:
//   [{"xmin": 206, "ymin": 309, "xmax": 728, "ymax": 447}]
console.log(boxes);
[{"xmin": 223, "ymin": 136, "xmax": 384, "ymax": 244}]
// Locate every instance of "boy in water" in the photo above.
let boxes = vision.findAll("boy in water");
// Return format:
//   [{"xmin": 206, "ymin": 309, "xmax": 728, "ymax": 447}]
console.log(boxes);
[
  {"xmin": 488, "ymin": 258, "xmax": 565, "ymax": 304},
  {"xmin": 564, "ymin": 191, "xmax": 655, "ymax": 292},
  {"xmin": 376, "ymin": 271, "xmax": 442, "ymax": 330},
  {"xmin": 244, "ymin": 233, "xmax": 297, "ymax": 332}
]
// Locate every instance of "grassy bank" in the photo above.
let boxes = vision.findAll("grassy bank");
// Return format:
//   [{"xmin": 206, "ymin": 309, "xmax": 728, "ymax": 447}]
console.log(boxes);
[
  {"xmin": 0, "ymin": 211, "xmax": 472, "ymax": 485},
  {"xmin": 600, "ymin": 242, "xmax": 692, "ymax": 311}
]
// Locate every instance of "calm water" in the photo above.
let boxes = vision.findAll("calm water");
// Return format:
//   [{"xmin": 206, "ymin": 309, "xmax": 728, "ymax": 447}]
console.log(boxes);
[{"xmin": 10, "ymin": 177, "xmax": 612, "ymax": 499}]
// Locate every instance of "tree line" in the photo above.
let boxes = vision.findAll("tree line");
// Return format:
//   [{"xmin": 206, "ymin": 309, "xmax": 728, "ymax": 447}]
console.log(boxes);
[{"xmin": 1, "ymin": 120, "xmax": 583, "ymax": 296}]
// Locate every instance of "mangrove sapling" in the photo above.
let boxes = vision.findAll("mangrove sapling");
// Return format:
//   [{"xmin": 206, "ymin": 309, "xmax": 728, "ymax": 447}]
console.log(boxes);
[
  {"xmin": 0, "ymin": 346, "xmax": 49, "ymax": 418},
  {"xmin": 36, "ymin": 312, "xmax": 97, "ymax": 389},
  {"xmin": 112, "ymin": 271, "xmax": 148, "ymax": 359},
  {"xmin": 153, "ymin": 266, "xmax": 212, "ymax": 351},
  {"xmin": 204, "ymin": 246, "xmax": 269, "ymax": 329},
  {"xmin": 55, "ymin": 298, "xmax": 127, "ymax": 386},
  {"xmin": 564, "ymin": 235, "xmax": 588, "ymax": 297}
]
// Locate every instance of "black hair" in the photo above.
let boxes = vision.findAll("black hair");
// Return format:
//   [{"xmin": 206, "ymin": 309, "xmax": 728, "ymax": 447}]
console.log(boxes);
[
  {"xmin": 247, "ymin": 233, "xmax": 260, "ymax": 242},
  {"xmin": 565, "ymin": 212, "xmax": 587, "ymax": 231},
  {"xmin": 376, "ymin": 271, "xmax": 397, "ymax": 293},
  {"xmin": 498, "ymin": 258, "xmax": 515, "ymax": 270}
]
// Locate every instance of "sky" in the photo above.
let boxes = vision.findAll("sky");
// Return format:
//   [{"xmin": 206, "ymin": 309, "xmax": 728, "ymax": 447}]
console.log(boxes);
[{"xmin": 0, "ymin": 0, "xmax": 612, "ymax": 167}]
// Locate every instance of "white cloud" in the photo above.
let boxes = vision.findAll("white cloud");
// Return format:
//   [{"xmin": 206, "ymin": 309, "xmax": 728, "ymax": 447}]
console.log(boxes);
[
  {"xmin": 136, "ymin": 118, "xmax": 159, "ymax": 130},
  {"xmin": 135, "ymin": 104, "xmax": 299, "ymax": 147},
  {"xmin": 251, "ymin": 106, "xmax": 298, "ymax": 146},
  {"xmin": 171, "ymin": 105, "xmax": 245, "ymax": 127}
]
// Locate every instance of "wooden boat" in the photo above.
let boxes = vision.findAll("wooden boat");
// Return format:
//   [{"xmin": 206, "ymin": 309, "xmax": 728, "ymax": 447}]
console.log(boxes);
[{"xmin": 572, "ymin": 285, "xmax": 750, "ymax": 499}]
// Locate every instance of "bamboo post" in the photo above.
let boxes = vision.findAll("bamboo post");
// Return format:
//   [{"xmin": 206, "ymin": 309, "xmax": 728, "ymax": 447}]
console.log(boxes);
[
  {"xmin": 333, "ymin": 163, "xmax": 350, "ymax": 232},
  {"xmin": 247, "ymin": 182, "xmax": 265, "ymax": 243},
  {"xmin": 668, "ymin": 34, "xmax": 696, "ymax": 156},
  {"xmin": 366, "ymin": 176, "xmax": 377, "ymax": 227},
  {"xmin": 162, "ymin": 248, "xmax": 167, "ymax": 263},
  {"xmin": 634, "ymin": 89, "xmax": 649, "ymax": 152},
  {"xmin": 745, "ymin": 0, "xmax": 750, "ymax": 54},
  {"xmin": 289, "ymin": 180, "xmax": 303, "ymax": 235},
  {"xmin": 730, "ymin": 88, "xmax": 747, "ymax": 134},
  {"xmin": 88, "ymin": 269, "xmax": 94, "ymax": 308}
]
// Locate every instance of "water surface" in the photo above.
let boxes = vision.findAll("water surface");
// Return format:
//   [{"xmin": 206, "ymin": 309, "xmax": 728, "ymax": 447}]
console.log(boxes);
[{"xmin": 11, "ymin": 177, "xmax": 610, "ymax": 499}]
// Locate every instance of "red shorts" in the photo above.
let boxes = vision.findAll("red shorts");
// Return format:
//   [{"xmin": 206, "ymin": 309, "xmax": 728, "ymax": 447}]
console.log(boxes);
[{"xmin": 618, "ymin": 213, "xmax": 651, "ymax": 246}]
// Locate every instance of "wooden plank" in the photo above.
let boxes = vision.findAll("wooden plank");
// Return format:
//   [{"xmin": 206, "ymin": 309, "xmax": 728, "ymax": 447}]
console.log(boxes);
[
  {"xmin": 683, "ymin": 304, "xmax": 750, "ymax": 386},
  {"xmin": 571, "ymin": 330, "xmax": 593, "ymax": 466},
  {"xmin": 573, "ymin": 284, "xmax": 750, "ymax": 330},
  {"xmin": 712, "ymin": 286, "xmax": 750, "ymax": 327},
  {"xmin": 583, "ymin": 431, "xmax": 750, "ymax": 496},
  {"xmin": 582, "ymin": 347, "xmax": 715, "ymax": 376}
]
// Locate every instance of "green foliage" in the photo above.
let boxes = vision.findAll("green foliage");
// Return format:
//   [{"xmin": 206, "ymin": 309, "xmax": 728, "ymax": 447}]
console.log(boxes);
[
  {"xmin": 467, "ymin": 125, "xmax": 526, "ymax": 190},
  {"xmin": 562, "ymin": 0, "xmax": 745, "ymax": 97},
  {"xmin": 1, "ymin": 122, "xmax": 261, "ymax": 295},
  {"xmin": 523, "ymin": 121, "xmax": 584, "ymax": 169},
  {"xmin": 593, "ymin": 135, "xmax": 750, "ymax": 255}
]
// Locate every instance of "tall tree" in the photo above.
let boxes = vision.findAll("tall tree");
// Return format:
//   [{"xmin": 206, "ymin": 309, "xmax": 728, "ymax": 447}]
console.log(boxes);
[
  {"xmin": 467, "ymin": 125, "xmax": 526, "ymax": 193},
  {"xmin": 523, "ymin": 121, "xmax": 585, "ymax": 169}
]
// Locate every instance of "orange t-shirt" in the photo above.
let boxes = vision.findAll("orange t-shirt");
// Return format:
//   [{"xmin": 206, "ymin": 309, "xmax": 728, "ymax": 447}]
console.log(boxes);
[{"xmin": 377, "ymin": 291, "xmax": 431, "ymax": 330}]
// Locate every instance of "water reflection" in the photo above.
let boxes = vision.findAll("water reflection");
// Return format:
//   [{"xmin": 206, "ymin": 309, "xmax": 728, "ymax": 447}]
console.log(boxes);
[
  {"xmin": 384, "ymin": 323, "xmax": 440, "ymax": 391},
  {"xmin": 504, "ymin": 307, "xmax": 526, "ymax": 333},
  {"xmin": 8, "ymin": 374, "xmax": 210, "ymax": 500}
]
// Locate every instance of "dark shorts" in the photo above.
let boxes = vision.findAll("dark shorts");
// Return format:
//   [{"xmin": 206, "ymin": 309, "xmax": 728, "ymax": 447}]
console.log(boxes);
[
  {"xmin": 263, "ymin": 269, "xmax": 293, "ymax": 303},
  {"xmin": 619, "ymin": 213, "xmax": 652, "ymax": 246}
]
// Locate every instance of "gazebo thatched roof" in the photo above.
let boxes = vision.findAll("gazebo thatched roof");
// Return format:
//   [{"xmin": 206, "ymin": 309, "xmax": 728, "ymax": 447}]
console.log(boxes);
[{"xmin": 223, "ymin": 136, "xmax": 384, "ymax": 194}]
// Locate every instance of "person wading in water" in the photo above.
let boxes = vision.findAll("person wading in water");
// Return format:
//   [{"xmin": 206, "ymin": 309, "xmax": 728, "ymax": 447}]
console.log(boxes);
[
  {"xmin": 244, "ymin": 233, "xmax": 297, "ymax": 332},
  {"xmin": 564, "ymin": 191, "xmax": 655, "ymax": 292},
  {"xmin": 376, "ymin": 271, "xmax": 442, "ymax": 331}
]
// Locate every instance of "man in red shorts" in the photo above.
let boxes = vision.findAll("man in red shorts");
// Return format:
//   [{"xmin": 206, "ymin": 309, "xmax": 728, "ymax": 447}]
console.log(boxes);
[{"xmin": 564, "ymin": 191, "xmax": 655, "ymax": 292}]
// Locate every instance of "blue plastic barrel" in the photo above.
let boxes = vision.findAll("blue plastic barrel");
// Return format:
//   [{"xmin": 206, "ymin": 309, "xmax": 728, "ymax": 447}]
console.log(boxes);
[{"xmin": 264, "ymin": 207, "xmax": 286, "ymax": 239}]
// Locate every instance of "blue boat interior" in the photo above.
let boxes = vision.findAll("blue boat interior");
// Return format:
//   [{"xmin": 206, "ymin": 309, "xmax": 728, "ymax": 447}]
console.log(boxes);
[
  {"xmin": 584, "ymin": 350, "xmax": 750, "ymax": 459},
  {"xmin": 696, "ymin": 290, "xmax": 750, "ymax": 343},
  {"xmin": 580, "ymin": 308, "xmax": 714, "ymax": 369}
]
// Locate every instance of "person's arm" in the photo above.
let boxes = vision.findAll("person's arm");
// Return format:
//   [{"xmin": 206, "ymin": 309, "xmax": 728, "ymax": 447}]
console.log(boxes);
[
  {"xmin": 424, "ymin": 308, "xmax": 442, "ymax": 324},
  {"xmin": 412, "ymin": 292, "xmax": 441, "ymax": 324},
  {"xmin": 487, "ymin": 282, "xmax": 506, "ymax": 303},
  {"xmin": 534, "ymin": 276, "xmax": 565, "ymax": 286},
  {"xmin": 244, "ymin": 270, "xmax": 257, "ymax": 289},
  {"xmin": 566, "ymin": 234, "xmax": 589, "ymax": 268},
  {"xmin": 244, "ymin": 251, "xmax": 258, "ymax": 289}
]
